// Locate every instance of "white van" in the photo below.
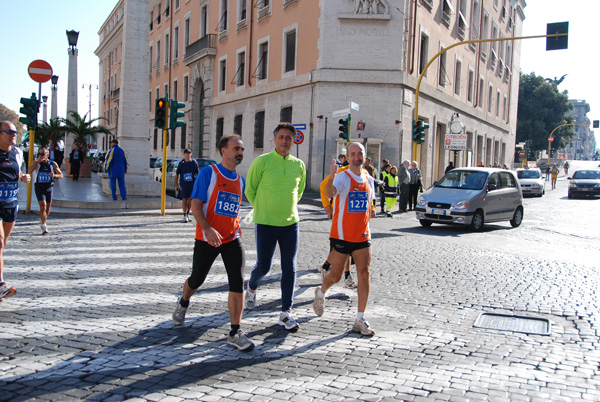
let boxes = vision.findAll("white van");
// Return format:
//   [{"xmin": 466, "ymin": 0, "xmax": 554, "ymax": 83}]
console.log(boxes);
[{"xmin": 415, "ymin": 168, "xmax": 524, "ymax": 231}]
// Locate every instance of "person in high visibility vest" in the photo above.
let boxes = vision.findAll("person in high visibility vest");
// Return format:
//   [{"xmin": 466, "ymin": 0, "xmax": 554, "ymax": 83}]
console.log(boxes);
[{"xmin": 383, "ymin": 166, "xmax": 399, "ymax": 217}]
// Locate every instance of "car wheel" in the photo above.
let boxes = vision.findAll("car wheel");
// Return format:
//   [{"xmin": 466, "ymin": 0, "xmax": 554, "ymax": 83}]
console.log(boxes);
[
  {"xmin": 510, "ymin": 206, "xmax": 524, "ymax": 228},
  {"xmin": 470, "ymin": 210, "xmax": 484, "ymax": 231},
  {"xmin": 419, "ymin": 219, "xmax": 432, "ymax": 227},
  {"xmin": 568, "ymin": 192, "xmax": 573, "ymax": 199}
]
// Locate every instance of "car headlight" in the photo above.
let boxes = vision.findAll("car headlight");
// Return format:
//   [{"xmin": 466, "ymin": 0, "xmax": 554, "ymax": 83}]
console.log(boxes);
[
  {"xmin": 569, "ymin": 183, "xmax": 576, "ymax": 188},
  {"xmin": 418, "ymin": 196, "xmax": 426, "ymax": 206},
  {"xmin": 454, "ymin": 200, "xmax": 469, "ymax": 209}
]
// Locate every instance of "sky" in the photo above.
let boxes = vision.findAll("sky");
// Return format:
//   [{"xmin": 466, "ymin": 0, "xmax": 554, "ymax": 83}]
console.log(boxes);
[
  {"xmin": 1, "ymin": 0, "xmax": 598, "ymax": 143},
  {"xmin": 519, "ymin": 0, "xmax": 600, "ymax": 143},
  {"xmin": 1, "ymin": 1, "xmax": 117, "ymax": 123}
]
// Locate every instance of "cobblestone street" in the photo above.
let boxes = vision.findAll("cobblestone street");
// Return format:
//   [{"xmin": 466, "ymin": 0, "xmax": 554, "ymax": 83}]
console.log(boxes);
[{"xmin": 1, "ymin": 184, "xmax": 599, "ymax": 401}]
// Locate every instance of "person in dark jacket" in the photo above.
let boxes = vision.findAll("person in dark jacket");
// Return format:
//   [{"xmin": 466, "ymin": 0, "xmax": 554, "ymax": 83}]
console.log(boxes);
[
  {"xmin": 69, "ymin": 144, "xmax": 84, "ymax": 181},
  {"xmin": 104, "ymin": 139, "xmax": 129, "ymax": 200}
]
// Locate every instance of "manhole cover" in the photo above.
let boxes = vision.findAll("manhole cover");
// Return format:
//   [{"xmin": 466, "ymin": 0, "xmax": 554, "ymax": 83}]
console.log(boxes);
[{"xmin": 474, "ymin": 313, "xmax": 551, "ymax": 335}]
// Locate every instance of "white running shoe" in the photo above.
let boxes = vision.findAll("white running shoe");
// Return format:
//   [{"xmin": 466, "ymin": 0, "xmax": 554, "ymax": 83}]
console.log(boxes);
[
  {"xmin": 278, "ymin": 311, "xmax": 300, "ymax": 332},
  {"xmin": 352, "ymin": 318, "xmax": 375, "ymax": 336},
  {"xmin": 227, "ymin": 329, "xmax": 255, "ymax": 351},
  {"xmin": 244, "ymin": 281, "xmax": 256, "ymax": 310},
  {"xmin": 172, "ymin": 298, "xmax": 188, "ymax": 325},
  {"xmin": 344, "ymin": 273, "xmax": 357, "ymax": 289},
  {"xmin": 41, "ymin": 224, "xmax": 48, "ymax": 235},
  {"xmin": 313, "ymin": 288, "xmax": 325, "ymax": 317}
]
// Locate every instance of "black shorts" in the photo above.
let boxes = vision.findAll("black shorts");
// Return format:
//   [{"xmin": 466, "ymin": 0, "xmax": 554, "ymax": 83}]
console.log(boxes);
[
  {"xmin": 188, "ymin": 237, "xmax": 245, "ymax": 292},
  {"xmin": 35, "ymin": 184, "xmax": 53, "ymax": 203},
  {"xmin": 179, "ymin": 182, "xmax": 194, "ymax": 199},
  {"xmin": 0, "ymin": 205, "xmax": 18, "ymax": 223},
  {"xmin": 330, "ymin": 238, "xmax": 371, "ymax": 255}
]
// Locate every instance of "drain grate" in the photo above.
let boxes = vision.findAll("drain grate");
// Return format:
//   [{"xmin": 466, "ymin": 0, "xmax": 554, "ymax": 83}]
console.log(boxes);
[{"xmin": 474, "ymin": 313, "xmax": 551, "ymax": 335}]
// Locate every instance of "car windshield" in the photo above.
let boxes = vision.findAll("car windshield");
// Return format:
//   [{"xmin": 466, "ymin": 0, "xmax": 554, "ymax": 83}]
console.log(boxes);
[
  {"xmin": 517, "ymin": 170, "xmax": 540, "ymax": 179},
  {"xmin": 573, "ymin": 170, "xmax": 600, "ymax": 180},
  {"xmin": 436, "ymin": 170, "xmax": 488, "ymax": 190},
  {"xmin": 196, "ymin": 159, "xmax": 217, "ymax": 168}
]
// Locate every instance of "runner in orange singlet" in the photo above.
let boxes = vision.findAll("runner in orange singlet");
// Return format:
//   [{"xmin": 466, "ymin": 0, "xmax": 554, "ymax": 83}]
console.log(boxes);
[{"xmin": 312, "ymin": 142, "xmax": 377, "ymax": 336}]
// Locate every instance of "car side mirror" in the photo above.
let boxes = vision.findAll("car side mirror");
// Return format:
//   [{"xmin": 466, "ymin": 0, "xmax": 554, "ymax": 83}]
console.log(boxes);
[{"xmin": 487, "ymin": 183, "xmax": 498, "ymax": 191}]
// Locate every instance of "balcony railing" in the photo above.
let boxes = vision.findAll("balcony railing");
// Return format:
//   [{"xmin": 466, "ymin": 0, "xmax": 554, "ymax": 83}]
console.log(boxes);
[{"xmin": 185, "ymin": 34, "xmax": 216, "ymax": 59}]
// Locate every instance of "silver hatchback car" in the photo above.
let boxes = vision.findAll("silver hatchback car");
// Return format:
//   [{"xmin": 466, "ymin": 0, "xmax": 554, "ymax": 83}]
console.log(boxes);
[{"xmin": 415, "ymin": 168, "xmax": 524, "ymax": 231}]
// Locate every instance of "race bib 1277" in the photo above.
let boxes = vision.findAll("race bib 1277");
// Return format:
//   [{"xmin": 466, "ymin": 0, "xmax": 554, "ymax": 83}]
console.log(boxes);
[{"xmin": 348, "ymin": 191, "xmax": 368, "ymax": 213}]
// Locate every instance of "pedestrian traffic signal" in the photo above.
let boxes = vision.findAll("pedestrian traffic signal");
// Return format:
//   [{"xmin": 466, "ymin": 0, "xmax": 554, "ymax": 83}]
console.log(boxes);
[
  {"xmin": 155, "ymin": 98, "xmax": 167, "ymax": 129},
  {"xmin": 19, "ymin": 93, "xmax": 39, "ymax": 129},
  {"xmin": 169, "ymin": 99, "xmax": 185, "ymax": 129},
  {"xmin": 412, "ymin": 119, "xmax": 429, "ymax": 144},
  {"xmin": 338, "ymin": 117, "xmax": 349, "ymax": 140}
]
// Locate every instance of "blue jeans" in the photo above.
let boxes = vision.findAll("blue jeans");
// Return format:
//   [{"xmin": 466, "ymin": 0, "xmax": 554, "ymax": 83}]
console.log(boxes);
[
  {"xmin": 110, "ymin": 177, "xmax": 127, "ymax": 200},
  {"xmin": 248, "ymin": 222, "xmax": 299, "ymax": 312}
]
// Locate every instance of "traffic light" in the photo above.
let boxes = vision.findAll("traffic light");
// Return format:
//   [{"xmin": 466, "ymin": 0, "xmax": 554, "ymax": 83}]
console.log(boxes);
[
  {"xmin": 19, "ymin": 93, "xmax": 38, "ymax": 129},
  {"xmin": 155, "ymin": 98, "xmax": 167, "ymax": 129},
  {"xmin": 412, "ymin": 119, "xmax": 429, "ymax": 144},
  {"xmin": 169, "ymin": 99, "xmax": 185, "ymax": 129},
  {"xmin": 338, "ymin": 117, "xmax": 349, "ymax": 140}
]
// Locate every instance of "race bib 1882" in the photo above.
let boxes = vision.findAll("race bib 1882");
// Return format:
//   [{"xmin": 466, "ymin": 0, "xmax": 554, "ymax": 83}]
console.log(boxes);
[
  {"xmin": 0, "ymin": 182, "xmax": 19, "ymax": 202},
  {"xmin": 348, "ymin": 191, "xmax": 368, "ymax": 213},
  {"xmin": 215, "ymin": 191, "xmax": 240, "ymax": 218}
]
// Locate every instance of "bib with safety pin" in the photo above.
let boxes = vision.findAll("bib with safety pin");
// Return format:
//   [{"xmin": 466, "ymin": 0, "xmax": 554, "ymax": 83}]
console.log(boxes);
[
  {"xmin": 215, "ymin": 191, "xmax": 240, "ymax": 218},
  {"xmin": 0, "ymin": 182, "xmax": 19, "ymax": 202},
  {"xmin": 348, "ymin": 190, "xmax": 369, "ymax": 213}
]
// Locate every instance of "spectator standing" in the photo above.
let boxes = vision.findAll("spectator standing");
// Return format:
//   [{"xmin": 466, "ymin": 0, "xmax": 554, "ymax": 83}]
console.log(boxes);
[
  {"xmin": 175, "ymin": 149, "xmax": 199, "ymax": 222},
  {"xmin": 408, "ymin": 161, "xmax": 422, "ymax": 210},
  {"xmin": 383, "ymin": 166, "xmax": 399, "ymax": 217},
  {"xmin": 398, "ymin": 160, "xmax": 410, "ymax": 212},
  {"xmin": 244, "ymin": 123, "xmax": 306, "ymax": 332},
  {"xmin": 69, "ymin": 144, "xmax": 84, "ymax": 181},
  {"xmin": 54, "ymin": 144, "xmax": 64, "ymax": 168},
  {"xmin": 445, "ymin": 161, "xmax": 455, "ymax": 174},
  {"xmin": 27, "ymin": 147, "xmax": 63, "ymax": 235},
  {"xmin": 379, "ymin": 162, "xmax": 390, "ymax": 214},
  {"xmin": 550, "ymin": 163, "xmax": 559, "ymax": 190},
  {"xmin": 172, "ymin": 134, "xmax": 254, "ymax": 351},
  {"xmin": 0, "ymin": 121, "xmax": 31, "ymax": 299},
  {"xmin": 313, "ymin": 142, "xmax": 377, "ymax": 336},
  {"xmin": 104, "ymin": 139, "xmax": 128, "ymax": 200}
]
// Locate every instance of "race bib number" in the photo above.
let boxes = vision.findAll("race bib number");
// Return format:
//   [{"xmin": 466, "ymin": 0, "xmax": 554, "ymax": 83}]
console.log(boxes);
[
  {"xmin": 348, "ymin": 191, "xmax": 369, "ymax": 213},
  {"xmin": 183, "ymin": 172, "xmax": 193, "ymax": 182},
  {"xmin": 38, "ymin": 172, "xmax": 52, "ymax": 183},
  {"xmin": 215, "ymin": 191, "xmax": 240, "ymax": 218},
  {"xmin": 0, "ymin": 182, "xmax": 19, "ymax": 202}
]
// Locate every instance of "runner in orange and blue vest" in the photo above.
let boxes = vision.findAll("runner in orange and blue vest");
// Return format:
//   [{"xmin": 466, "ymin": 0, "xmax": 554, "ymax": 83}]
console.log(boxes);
[
  {"xmin": 171, "ymin": 134, "xmax": 254, "ymax": 351},
  {"xmin": 313, "ymin": 142, "xmax": 377, "ymax": 336}
]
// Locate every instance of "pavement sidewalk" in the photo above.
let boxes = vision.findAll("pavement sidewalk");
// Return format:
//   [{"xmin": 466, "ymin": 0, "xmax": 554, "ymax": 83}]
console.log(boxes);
[{"xmin": 18, "ymin": 172, "xmax": 323, "ymax": 217}]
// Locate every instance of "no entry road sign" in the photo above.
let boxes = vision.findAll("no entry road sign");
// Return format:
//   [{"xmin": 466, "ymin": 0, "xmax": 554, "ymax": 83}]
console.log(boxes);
[{"xmin": 28, "ymin": 60, "xmax": 53, "ymax": 83}]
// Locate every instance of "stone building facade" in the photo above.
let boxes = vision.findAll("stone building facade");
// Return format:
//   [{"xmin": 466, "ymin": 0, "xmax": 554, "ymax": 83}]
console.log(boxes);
[{"xmin": 97, "ymin": 0, "xmax": 526, "ymax": 190}]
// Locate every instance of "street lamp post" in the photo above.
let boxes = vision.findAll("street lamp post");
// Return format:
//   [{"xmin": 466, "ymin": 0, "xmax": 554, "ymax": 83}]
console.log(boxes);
[
  {"xmin": 66, "ymin": 30, "xmax": 79, "ymax": 153},
  {"xmin": 50, "ymin": 75, "xmax": 58, "ymax": 121},
  {"xmin": 42, "ymin": 96, "xmax": 48, "ymax": 124}
]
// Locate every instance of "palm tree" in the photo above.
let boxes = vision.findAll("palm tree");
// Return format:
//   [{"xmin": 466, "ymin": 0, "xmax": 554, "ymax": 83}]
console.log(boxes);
[
  {"xmin": 61, "ymin": 111, "xmax": 111, "ymax": 154},
  {"xmin": 33, "ymin": 118, "xmax": 65, "ymax": 148}
]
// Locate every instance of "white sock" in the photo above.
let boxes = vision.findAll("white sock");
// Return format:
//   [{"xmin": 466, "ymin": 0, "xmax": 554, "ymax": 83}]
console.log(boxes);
[
  {"xmin": 356, "ymin": 312, "xmax": 364, "ymax": 322},
  {"xmin": 317, "ymin": 288, "xmax": 325, "ymax": 298}
]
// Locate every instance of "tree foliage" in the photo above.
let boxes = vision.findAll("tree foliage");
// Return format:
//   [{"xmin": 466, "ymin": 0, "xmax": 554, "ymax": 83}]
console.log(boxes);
[
  {"xmin": 516, "ymin": 72, "xmax": 575, "ymax": 152},
  {"xmin": 61, "ymin": 112, "xmax": 111, "ymax": 154},
  {"xmin": 0, "ymin": 103, "xmax": 24, "ymax": 135}
]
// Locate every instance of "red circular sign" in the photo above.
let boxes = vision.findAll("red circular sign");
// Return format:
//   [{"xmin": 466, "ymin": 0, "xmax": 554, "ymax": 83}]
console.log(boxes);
[
  {"xmin": 28, "ymin": 60, "xmax": 53, "ymax": 83},
  {"xmin": 294, "ymin": 130, "xmax": 304, "ymax": 145},
  {"xmin": 519, "ymin": 150, "xmax": 525, "ymax": 156},
  {"xmin": 548, "ymin": 137, "xmax": 554, "ymax": 142}
]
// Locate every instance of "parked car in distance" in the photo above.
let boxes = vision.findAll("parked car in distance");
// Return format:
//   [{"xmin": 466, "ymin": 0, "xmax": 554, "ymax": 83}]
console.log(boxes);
[
  {"xmin": 515, "ymin": 168, "xmax": 545, "ymax": 197},
  {"xmin": 151, "ymin": 157, "xmax": 177, "ymax": 181},
  {"xmin": 150, "ymin": 157, "xmax": 158, "ymax": 169},
  {"xmin": 91, "ymin": 152, "xmax": 106, "ymax": 173},
  {"xmin": 166, "ymin": 158, "xmax": 217, "ymax": 198},
  {"xmin": 415, "ymin": 167, "xmax": 524, "ymax": 231},
  {"xmin": 567, "ymin": 169, "xmax": 600, "ymax": 199}
]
